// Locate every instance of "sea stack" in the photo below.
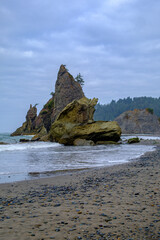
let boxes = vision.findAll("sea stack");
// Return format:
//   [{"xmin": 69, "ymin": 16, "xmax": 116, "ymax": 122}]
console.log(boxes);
[
  {"xmin": 11, "ymin": 65, "xmax": 85, "ymax": 136},
  {"xmin": 11, "ymin": 104, "xmax": 37, "ymax": 136},
  {"xmin": 11, "ymin": 64, "xmax": 122, "ymax": 144},
  {"xmin": 115, "ymin": 109, "xmax": 160, "ymax": 134},
  {"xmin": 52, "ymin": 64, "xmax": 85, "ymax": 122}
]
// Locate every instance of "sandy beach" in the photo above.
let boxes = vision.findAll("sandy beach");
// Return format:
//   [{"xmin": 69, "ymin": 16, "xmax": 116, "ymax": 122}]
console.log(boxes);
[{"xmin": 0, "ymin": 146, "xmax": 160, "ymax": 240}]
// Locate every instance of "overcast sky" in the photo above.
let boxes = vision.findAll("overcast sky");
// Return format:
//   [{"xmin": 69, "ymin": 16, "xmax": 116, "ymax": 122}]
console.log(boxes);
[{"xmin": 0, "ymin": 0, "xmax": 160, "ymax": 132}]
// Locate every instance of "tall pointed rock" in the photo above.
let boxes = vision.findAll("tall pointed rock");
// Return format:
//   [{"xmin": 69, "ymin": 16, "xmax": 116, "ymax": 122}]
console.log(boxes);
[
  {"xmin": 11, "ymin": 104, "xmax": 37, "ymax": 136},
  {"xmin": 51, "ymin": 65, "xmax": 85, "ymax": 122}
]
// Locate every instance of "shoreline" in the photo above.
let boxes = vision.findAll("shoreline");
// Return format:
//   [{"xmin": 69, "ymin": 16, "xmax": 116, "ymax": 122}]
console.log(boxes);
[
  {"xmin": 0, "ymin": 144, "xmax": 158, "ymax": 187},
  {"xmin": 0, "ymin": 140, "xmax": 157, "ymax": 185},
  {"xmin": 0, "ymin": 146, "xmax": 160, "ymax": 239}
]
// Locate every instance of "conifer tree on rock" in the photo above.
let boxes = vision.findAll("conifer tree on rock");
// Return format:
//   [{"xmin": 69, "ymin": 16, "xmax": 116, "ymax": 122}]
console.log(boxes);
[{"xmin": 75, "ymin": 73, "xmax": 84, "ymax": 87}]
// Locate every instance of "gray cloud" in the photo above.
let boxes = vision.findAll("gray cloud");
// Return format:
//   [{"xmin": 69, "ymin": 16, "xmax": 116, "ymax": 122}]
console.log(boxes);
[{"xmin": 0, "ymin": 0, "xmax": 160, "ymax": 132}]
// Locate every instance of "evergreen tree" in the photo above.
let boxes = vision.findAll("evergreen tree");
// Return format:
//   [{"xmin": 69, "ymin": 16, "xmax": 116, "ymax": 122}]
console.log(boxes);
[
  {"xmin": 94, "ymin": 96, "xmax": 160, "ymax": 121},
  {"xmin": 75, "ymin": 73, "xmax": 84, "ymax": 86},
  {"xmin": 34, "ymin": 103, "xmax": 38, "ymax": 108},
  {"xmin": 50, "ymin": 92, "xmax": 54, "ymax": 98}
]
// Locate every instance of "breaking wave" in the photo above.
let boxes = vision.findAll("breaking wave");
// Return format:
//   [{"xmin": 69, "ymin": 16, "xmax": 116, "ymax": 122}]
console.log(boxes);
[{"xmin": 0, "ymin": 142, "xmax": 60, "ymax": 152}]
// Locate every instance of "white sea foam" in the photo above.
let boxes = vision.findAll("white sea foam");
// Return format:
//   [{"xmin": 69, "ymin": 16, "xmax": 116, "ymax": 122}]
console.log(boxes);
[
  {"xmin": 0, "ymin": 142, "xmax": 60, "ymax": 152},
  {"xmin": 0, "ymin": 133, "xmax": 156, "ymax": 183},
  {"xmin": 0, "ymin": 171, "xmax": 24, "ymax": 175}
]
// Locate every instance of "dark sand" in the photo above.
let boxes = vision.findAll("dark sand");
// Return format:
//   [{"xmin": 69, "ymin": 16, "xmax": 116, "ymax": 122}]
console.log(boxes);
[{"xmin": 0, "ymin": 145, "xmax": 160, "ymax": 240}]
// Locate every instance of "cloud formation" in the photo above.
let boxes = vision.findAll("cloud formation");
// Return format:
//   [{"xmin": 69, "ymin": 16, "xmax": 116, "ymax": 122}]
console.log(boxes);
[{"xmin": 0, "ymin": 0, "xmax": 160, "ymax": 132}]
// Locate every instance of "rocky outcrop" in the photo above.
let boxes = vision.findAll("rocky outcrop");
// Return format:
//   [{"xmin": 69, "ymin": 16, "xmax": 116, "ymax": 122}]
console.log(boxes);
[
  {"xmin": 115, "ymin": 109, "xmax": 160, "ymax": 134},
  {"xmin": 55, "ymin": 97, "xmax": 98, "ymax": 124},
  {"xmin": 34, "ymin": 65, "xmax": 85, "ymax": 134},
  {"xmin": 49, "ymin": 97, "xmax": 121, "ymax": 145},
  {"xmin": 35, "ymin": 65, "xmax": 84, "ymax": 135},
  {"xmin": 11, "ymin": 104, "xmax": 37, "ymax": 136},
  {"xmin": 32, "ymin": 126, "xmax": 48, "ymax": 141},
  {"xmin": 11, "ymin": 64, "xmax": 121, "ymax": 143},
  {"xmin": 52, "ymin": 65, "xmax": 85, "ymax": 122},
  {"xmin": 127, "ymin": 137, "xmax": 140, "ymax": 144},
  {"xmin": 35, "ymin": 97, "xmax": 55, "ymax": 132},
  {"xmin": 11, "ymin": 65, "xmax": 84, "ymax": 137}
]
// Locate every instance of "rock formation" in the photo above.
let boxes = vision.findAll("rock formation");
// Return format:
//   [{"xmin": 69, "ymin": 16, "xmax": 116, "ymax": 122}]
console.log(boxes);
[
  {"xmin": 35, "ymin": 97, "xmax": 55, "ymax": 132},
  {"xmin": 49, "ymin": 97, "xmax": 121, "ymax": 145},
  {"xmin": 11, "ymin": 104, "xmax": 37, "ymax": 136},
  {"xmin": 127, "ymin": 137, "xmax": 140, "ymax": 144},
  {"xmin": 11, "ymin": 64, "xmax": 121, "ymax": 144},
  {"xmin": 11, "ymin": 65, "xmax": 84, "ymax": 137},
  {"xmin": 52, "ymin": 64, "xmax": 85, "ymax": 122},
  {"xmin": 115, "ymin": 109, "xmax": 160, "ymax": 134}
]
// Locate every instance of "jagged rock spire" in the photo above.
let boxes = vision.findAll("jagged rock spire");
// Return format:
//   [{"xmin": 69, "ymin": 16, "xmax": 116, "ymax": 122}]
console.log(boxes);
[{"xmin": 52, "ymin": 65, "xmax": 85, "ymax": 122}]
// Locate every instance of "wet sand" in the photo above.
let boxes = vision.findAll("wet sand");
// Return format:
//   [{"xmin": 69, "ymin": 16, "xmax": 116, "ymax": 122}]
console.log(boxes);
[{"xmin": 0, "ymin": 146, "xmax": 160, "ymax": 240}]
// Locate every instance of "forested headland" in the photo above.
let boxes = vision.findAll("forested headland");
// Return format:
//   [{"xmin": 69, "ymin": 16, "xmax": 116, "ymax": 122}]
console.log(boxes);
[{"xmin": 94, "ymin": 97, "xmax": 160, "ymax": 121}]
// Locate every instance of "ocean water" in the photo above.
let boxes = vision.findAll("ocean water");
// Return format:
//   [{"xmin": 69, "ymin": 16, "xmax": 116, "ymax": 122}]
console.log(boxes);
[{"xmin": 0, "ymin": 133, "xmax": 157, "ymax": 184}]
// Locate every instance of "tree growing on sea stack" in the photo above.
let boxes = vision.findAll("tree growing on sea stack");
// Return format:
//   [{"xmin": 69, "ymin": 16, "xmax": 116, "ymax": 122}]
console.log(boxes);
[
  {"xmin": 75, "ymin": 73, "xmax": 84, "ymax": 87},
  {"xmin": 50, "ymin": 92, "xmax": 54, "ymax": 98}
]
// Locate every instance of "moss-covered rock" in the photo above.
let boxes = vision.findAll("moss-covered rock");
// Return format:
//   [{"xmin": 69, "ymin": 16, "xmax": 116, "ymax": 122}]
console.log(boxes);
[
  {"xmin": 10, "ymin": 123, "xmax": 26, "ymax": 136},
  {"xmin": 56, "ymin": 97, "xmax": 98, "ymax": 124},
  {"xmin": 127, "ymin": 137, "xmax": 140, "ymax": 144},
  {"xmin": 49, "ymin": 97, "xmax": 121, "ymax": 145},
  {"xmin": 32, "ymin": 126, "xmax": 47, "ymax": 141}
]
